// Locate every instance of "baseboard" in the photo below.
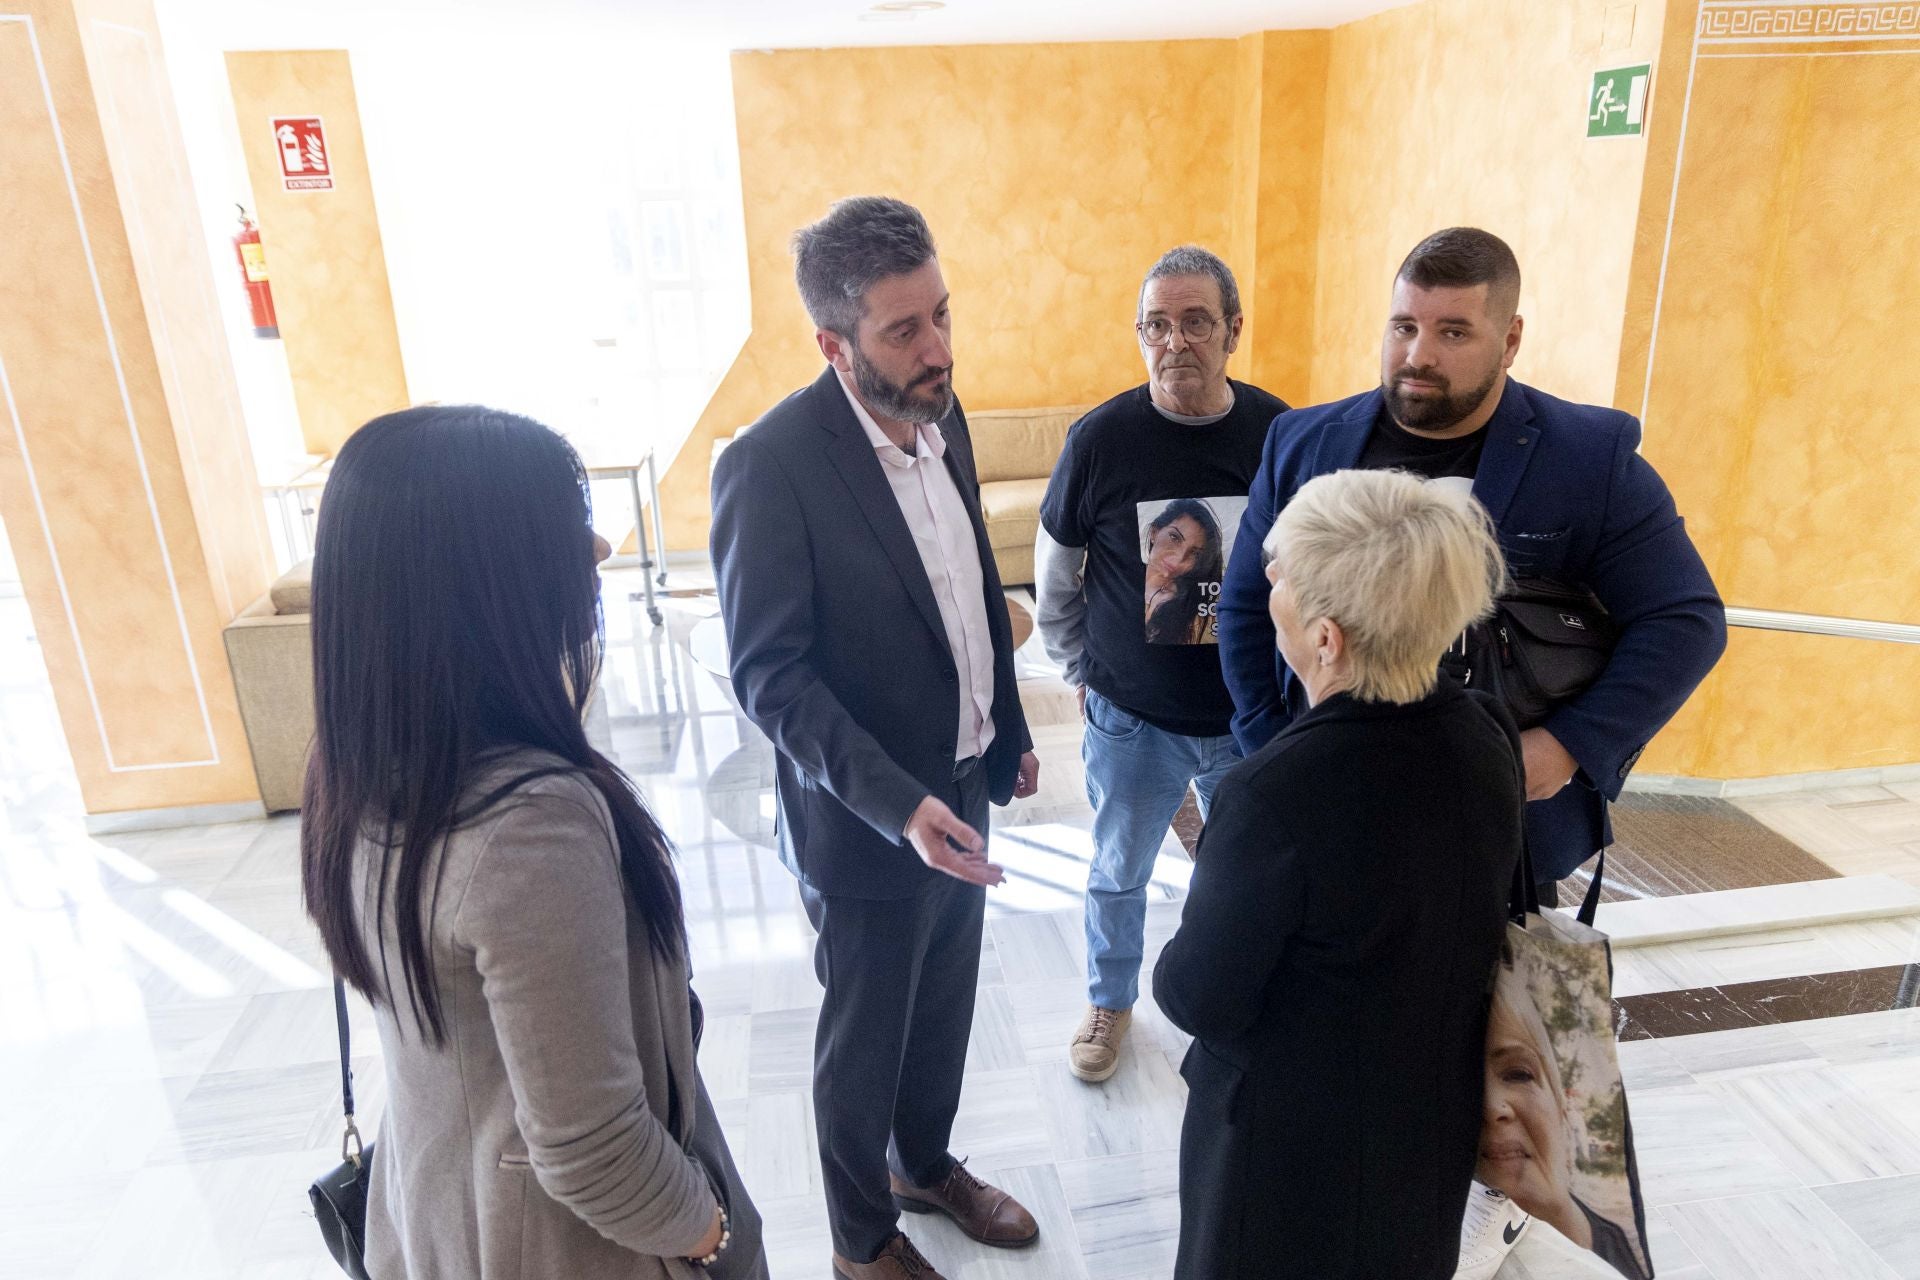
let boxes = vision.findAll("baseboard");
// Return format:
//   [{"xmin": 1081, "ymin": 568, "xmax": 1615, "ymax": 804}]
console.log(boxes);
[
  {"xmin": 1628, "ymin": 761, "xmax": 1920, "ymax": 799},
  {"xmin": 83, "ymin": 799, "xmax": 268, "ymax": 835}
]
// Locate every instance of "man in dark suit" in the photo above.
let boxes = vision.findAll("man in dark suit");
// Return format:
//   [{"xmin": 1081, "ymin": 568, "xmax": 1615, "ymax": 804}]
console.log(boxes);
[{"xmin": 709, "ymin": 197, "xmax": 1041, "ymax": 1280}]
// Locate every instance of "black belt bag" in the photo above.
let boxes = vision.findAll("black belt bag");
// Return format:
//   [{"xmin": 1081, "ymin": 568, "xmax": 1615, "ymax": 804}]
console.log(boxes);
[{"xmin": 1444, "ymin": 578, "xmax": 1616, "ymax": 729}]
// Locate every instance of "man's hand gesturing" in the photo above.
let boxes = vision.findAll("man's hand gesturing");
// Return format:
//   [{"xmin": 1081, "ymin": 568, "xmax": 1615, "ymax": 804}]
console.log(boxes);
[{"xmin": 903, "ymin": 795, "xmax": 1005, "ymax": 886}]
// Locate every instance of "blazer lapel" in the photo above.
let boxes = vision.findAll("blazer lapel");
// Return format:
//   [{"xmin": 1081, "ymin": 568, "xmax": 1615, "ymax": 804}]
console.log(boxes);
[
  {"xmin": 1317, "ymin": 392, "xmax": 1379, "ymax": 473},
  {"xmin": 1470, "ymin": 379, "xmax": 1540, "ymax": 525},
  {"xmin": 813, "ymin": 368, "xmax": 950, "ymax": 649}
]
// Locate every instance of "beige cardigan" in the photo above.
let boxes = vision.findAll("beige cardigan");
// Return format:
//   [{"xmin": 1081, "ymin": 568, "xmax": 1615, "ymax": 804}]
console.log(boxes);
[{"xmin": 355, "ymin": 756, "xmax": 719, "ymax": 1280}]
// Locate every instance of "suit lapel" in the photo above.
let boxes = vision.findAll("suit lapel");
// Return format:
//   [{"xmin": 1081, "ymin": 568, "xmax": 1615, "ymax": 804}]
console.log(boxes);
[
  {"xmin": 1469, "ymin": 379, "xmax": 1539, "ymax": 525},
  {"xmin": 813, "ymin": 368, "xmax": 951, "ymax": 650}
]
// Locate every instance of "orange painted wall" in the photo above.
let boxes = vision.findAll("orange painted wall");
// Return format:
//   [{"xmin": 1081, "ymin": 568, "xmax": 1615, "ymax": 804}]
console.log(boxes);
[
  {"xmin": 1231, "ymin": 29, "xmax": 1329, "ymax": 405},
  {"xmin": 1619, "ymin": 0, "xmax": 1920, "ymax": 779},
  {"xmin": 0, "ymin": 0, "xmax": 264, "ymax": 812},
  {"xmin": 1310, "ymin": 0, "xmax": 1667, "ymax": 405},
  {"xmin": 658, "ymin": 37, "xmax": 1330, "ymax": 551},
  {"xmin": 227, "ymin": 50, "xmax": 408, "ymax": 456}
]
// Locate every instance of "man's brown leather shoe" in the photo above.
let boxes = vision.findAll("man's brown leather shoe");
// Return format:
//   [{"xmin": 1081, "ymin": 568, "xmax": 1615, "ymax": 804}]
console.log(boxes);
[
  {"xmin": 890, "ymin": 1160, "xmax": 1040, "ymax": 1248},
  {"xmin": 831, "ymin": 1231, "xmax": 947, "ymax": 1279}
]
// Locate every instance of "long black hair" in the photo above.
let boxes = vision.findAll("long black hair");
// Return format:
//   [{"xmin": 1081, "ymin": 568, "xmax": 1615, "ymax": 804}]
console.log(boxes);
[
  {"xmin": 1144, "ymin": 497, "xmax": 1225, "ymax": 644},
  {"xmin": 301, "ymin": 406, "xmax": 684, "ymax": 1044}
]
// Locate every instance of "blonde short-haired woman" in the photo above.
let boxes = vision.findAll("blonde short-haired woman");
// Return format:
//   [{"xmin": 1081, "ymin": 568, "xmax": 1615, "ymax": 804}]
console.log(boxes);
[{"xmin": 1154, "ymin": 468, "xmax": 1524, "ymax": 1279}]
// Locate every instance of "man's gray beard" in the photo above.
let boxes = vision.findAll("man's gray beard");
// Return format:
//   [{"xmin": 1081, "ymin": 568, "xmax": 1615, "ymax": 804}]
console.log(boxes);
[
  {"xmin": 1383, "ymin": 365, "xmax": 1500, "ymax": 432},
  {"xmin": 851, "ymin": 342, "xmax": 953, "ymax": 425}
]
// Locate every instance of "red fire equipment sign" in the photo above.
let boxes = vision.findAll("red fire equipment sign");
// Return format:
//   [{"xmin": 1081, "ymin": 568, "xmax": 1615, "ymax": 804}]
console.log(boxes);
[{"xmin": 272, "ymin": 117, "xmax": 332, "ymax": 191}]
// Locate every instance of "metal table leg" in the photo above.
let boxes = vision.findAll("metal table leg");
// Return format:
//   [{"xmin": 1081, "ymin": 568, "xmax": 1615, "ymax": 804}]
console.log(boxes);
[
  {"xmin": 626, "ymin": 467, "xmax": 663, "ymax": 626},
  {"xmin": 646, "ymin": 452, "xmax": 669, "ymax": 588}
]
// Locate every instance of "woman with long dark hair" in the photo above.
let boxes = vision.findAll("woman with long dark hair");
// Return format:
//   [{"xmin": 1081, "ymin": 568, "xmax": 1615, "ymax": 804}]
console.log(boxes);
[
  {"xmin": 303, "ymin": 406, "xmax": 765, "ymax": 1279},
  {"xmin": 1142, "ymin": 497, "xmax": 1225, "ymax": 645}
]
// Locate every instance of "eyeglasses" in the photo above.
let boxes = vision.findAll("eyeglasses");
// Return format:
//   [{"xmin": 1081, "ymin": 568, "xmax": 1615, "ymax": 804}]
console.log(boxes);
[{"xmin": 1136, "ymin": 314, "xmax": 1222, "ymax": 346}]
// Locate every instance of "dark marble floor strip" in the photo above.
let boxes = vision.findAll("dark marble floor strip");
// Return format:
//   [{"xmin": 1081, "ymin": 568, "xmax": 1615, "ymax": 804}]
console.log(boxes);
[{"xmin": 1614, "ymin": 963, "xmax": 1920, "ymax": 1041}]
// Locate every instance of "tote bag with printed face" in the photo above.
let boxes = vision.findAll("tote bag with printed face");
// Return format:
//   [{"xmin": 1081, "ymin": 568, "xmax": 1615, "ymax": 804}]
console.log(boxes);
[{"xmin": 1480, "ymin": 907, "xmax": 1653, "ymax": 1280}]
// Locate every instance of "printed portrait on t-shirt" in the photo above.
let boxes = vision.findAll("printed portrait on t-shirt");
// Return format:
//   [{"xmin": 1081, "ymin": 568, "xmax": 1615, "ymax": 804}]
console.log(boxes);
[{"xmin": 1137, "ymin": 496, "xmax": 1247, "ymax": 646}]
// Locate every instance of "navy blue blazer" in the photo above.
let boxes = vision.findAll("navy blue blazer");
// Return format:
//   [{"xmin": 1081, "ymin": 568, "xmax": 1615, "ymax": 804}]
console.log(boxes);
[{"xmin": 1216, "ymin": 379, "xmax": 1728, "ymax": 881}]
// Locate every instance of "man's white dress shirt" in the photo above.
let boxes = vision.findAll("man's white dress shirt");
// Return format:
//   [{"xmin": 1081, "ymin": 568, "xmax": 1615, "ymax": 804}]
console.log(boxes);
[{"xmin": 840, "ymin": 374, "xmax": 996, "ymax": 762}]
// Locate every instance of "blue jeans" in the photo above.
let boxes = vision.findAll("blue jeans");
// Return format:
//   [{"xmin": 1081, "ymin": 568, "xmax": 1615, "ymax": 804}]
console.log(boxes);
[{"xmin": 1081, "ymin": 688, "xmax": 1239, "ymax": 1011}]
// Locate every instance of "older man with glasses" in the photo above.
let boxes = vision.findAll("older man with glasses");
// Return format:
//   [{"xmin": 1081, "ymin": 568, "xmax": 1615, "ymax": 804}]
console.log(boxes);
[{"xmin": 1034, "ymin": 245, "xmax": 1289, "ymax": 1083}]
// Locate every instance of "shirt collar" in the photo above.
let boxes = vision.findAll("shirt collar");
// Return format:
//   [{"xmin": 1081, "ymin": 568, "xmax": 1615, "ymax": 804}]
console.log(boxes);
[{"xmin": 838, "ymin": 371, "xmax": 946, "ymax": 466}]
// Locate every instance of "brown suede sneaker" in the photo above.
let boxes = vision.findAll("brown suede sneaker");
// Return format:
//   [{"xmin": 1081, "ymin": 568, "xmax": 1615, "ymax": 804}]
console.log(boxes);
[
  {"xmin": 832, "ymin": 1231, "xmax": 947, "ymax": 1279},
  {"xmin": 1068, "ymin": 1004, "xmax": 1132, "ymax": 1082},
  {"xmin": 890, "ymin": 1159, "xmax": 1040, "ymax": 1248}
]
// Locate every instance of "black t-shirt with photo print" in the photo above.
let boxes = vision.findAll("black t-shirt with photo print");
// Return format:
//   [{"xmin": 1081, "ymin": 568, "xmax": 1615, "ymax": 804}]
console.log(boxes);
[
  {"xmin": 1357, "ymin": 408, "xmax": 1488, "ymax": 480},
  {"xmin": 1040, "ymin": 380, "xmax": 1287, "ymax": 737}
]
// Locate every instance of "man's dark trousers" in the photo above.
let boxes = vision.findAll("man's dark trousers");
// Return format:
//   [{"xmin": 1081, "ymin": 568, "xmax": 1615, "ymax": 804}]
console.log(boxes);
[{"xmin": 800, "ymin": 759, "xmax": 988, "ymax": 1263}]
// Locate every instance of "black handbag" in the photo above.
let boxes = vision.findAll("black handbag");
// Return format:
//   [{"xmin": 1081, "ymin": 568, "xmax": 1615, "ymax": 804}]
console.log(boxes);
[
  {"xmin": 309, "ymin": 978, "xmax": 374, "ymax": 1280},
  {"xmin": 1446, "ymin": 577, "xmax": 1617, "ymax": 729}
]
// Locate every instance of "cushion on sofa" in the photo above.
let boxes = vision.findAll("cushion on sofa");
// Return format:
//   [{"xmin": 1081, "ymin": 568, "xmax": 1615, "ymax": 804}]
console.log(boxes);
[
  {"xmin": 979, "ymin": 477, "xmax": 1049, "ymax": 547},
  {"xmin": 269, "ymin": 558, "xmax": 313, "ymax": 615},
  {"xmin": 965, "ymin": 406, "xmax": 1086, "ymax": 484}
]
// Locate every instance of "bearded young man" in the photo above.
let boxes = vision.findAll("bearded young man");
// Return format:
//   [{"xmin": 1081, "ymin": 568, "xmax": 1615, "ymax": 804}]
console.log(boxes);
[
  {"xmin": 710, "ymin": 197, "xmax": 1041, "ymax": 1280},
  {"xmin": 1214, "ymin": 225, "xmax": 1724, "ymax": 1279}
]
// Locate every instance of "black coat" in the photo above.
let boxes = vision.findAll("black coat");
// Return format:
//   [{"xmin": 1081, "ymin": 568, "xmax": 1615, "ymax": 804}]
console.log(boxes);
[
  {"xmin": 708, "ymin": 366, "xmax": 1032, "ymax": 899},
  {"xmin": 1153, "ymin": 683, "xmax": 1524, "ymax": 1280}
]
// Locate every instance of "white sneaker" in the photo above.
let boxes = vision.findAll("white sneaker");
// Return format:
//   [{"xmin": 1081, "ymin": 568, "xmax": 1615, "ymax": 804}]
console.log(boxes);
[{"xmin": 1454, "ymin": 1181, "xmax": 1531, "ymax": 1280}]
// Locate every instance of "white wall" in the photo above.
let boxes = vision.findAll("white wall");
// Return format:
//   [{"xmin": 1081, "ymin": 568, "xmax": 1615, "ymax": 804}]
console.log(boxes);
[{"xmin": 152, "ymin": 0, "xmax": 749, "ymax": 498}]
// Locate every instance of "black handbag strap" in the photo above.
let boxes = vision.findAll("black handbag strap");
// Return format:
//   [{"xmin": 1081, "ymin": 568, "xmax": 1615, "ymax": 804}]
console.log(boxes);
[
  {"xmin": 1576, "ymin": 848, "xmax": 1607, "ymax": 927},
  {"xmin": 333, "ymin": 976, "xmax": 365, "ymax": 1167}
]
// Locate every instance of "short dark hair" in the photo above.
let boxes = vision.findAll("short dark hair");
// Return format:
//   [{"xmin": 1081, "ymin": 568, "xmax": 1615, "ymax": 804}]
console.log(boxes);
[
  {"xmin": 792, "ymin": 196, "xmax": 937, "ymax": 336},
  {"xmin": 1396, "ymin": 227, "xmax": 1521, "ymax": 321},
  {"xmin": 1140, "ymin": 245, "xmax": 1242, "ymax": 320}
]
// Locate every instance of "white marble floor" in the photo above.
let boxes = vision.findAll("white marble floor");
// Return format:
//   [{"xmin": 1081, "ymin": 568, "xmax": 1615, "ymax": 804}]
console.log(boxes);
[{"xmin": 3, "ymin": 578, "xmax": 1918, "ymax": 1279}]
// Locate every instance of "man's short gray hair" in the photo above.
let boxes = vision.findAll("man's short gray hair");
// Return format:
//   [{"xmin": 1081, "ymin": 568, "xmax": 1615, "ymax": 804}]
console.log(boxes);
[
  {"xmin": 792, "ymin": 196, "xmax": 937, "ymax": 337},
  {"xmin": 1139, "ymin": 245, "xmax": 1242, "ymax": 321}
]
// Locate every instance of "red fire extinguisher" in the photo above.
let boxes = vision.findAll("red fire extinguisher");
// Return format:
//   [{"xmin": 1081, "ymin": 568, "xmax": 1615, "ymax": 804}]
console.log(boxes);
[{"xmin": 232, "ymin": 204, "xmax": 279, "ymax": 338}]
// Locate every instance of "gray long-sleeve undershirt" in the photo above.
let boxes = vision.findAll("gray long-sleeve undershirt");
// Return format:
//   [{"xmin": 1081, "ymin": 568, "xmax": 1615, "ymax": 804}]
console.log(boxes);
[{"xmin": 1034, "ymin": 527, "xmax": 1089, "ymax": 687}]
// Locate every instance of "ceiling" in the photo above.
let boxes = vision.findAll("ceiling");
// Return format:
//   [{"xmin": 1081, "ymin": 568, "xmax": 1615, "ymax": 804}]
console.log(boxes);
[
  {"xmin": 667, "ymin": 0, "xmax": 1427, "ymax": 49},
  {"xmin": 171, "ymin": 0, "xmax": 1427, "ymax": 53}
]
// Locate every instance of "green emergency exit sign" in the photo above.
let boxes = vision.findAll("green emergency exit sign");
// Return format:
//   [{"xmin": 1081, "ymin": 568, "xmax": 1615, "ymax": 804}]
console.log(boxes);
[{"xmin": 1589, "ymin": 63, "xmax": 1651, "ymax": 137}]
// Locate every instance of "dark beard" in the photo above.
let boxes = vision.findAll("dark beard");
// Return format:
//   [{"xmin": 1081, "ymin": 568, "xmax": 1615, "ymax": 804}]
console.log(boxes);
[
  {"xmin": 851, "ymin": 342, "xmax": 954, "ymax": 425},
  {"xmin": 1383, "ymin": 364, "xmax": 1501, "ymax": 433}
]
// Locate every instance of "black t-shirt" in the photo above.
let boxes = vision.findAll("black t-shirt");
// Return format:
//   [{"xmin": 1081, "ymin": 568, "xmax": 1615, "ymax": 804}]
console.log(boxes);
[
  {"xmin": 1356, "ymin": 408, "xmax": 1487, "ymax": 481},
  {"xmin": 1040, "ymin": 380, "xmax": 1288, "ymax": 737}
]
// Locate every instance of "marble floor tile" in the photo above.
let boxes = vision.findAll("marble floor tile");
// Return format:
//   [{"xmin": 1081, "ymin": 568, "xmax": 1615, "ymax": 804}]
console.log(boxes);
[
  {"xmin": 144, "ymin": 1058, "xmax": 378, "ymax": 1166},
  {"xmin": 1053, "ymin": 1150, "xmax": 1182, "ymax": 1280},
  {"xmin": 747, "ymin": 1006, "xmax": 819, "ymax": 1095},
  {"xmin": 986, "ymin": 910, "xmax": 1083, "ymax": 986},
  {"xmin": 739, "ymin": 1090, "xmax": 820, "ymax": 1201},
  {"xmin": 1661, "ymin": 1188, "xmax": 1903, "ymax": 1280},
  {"xmin": 0, "ymin": 1172, "xmax": 134, "ymax": 1279},
  {"xmin": 1811, "ymin": 1173, "xmax": 1920, "ymax": 1279},
  {"xmin": 699, "ymin": 1012, "xmax": 752, "ymax": 1102},
  {"xmin": 949, "ymin": 1066, "xmax": 1055, "ymax": 1174},
  {"xmin": 964, "ymin": 985, "xmax": 1029, "ymax": 1074},
  {"xmin": 1627, "ymin": 1084, "xmax": 1804, "ymax": 1205},
  {"xmin": 1706, "ymin": 1066, "xmax": 1920, "ymax": 1184},
  {"xmin": 1004, "ymin": 976, "xmax": 1097, "ymax": 1065},
  {"xmin": 1031, "ymin": 1045, "xmax": 1185, "ymax": 1162},
  {"xmin": 1654, "ymin": 1021, "xmax": 1824, "ymax": 1080}
]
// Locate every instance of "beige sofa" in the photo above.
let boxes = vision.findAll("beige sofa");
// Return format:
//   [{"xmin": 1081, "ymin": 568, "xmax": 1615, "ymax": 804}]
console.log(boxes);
[
  {"xmin": 965, "ymin": 404, "xmax": 1090, "ymax": 585},
  {"xmin": 711, "ymin": 402, "xmax": 1089, "ymax": 586},
  {"xmin": 223, "ymin": 560, "xmax": 315, "ymax": 812}
]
